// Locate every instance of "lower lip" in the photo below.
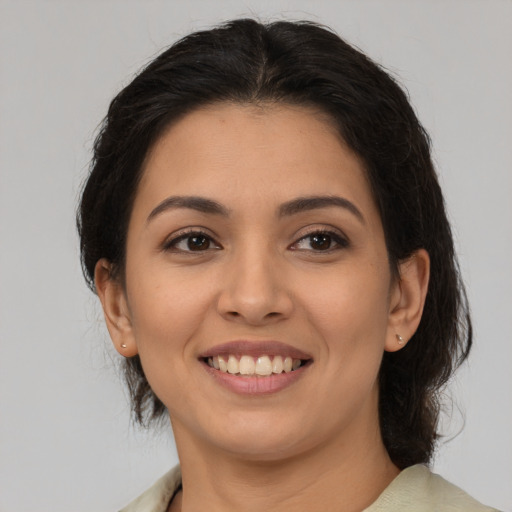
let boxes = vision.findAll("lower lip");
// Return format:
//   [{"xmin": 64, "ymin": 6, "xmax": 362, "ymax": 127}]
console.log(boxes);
[{"xmin": 201, "ymin": 361, "xmax": 310, "ymax": 395}]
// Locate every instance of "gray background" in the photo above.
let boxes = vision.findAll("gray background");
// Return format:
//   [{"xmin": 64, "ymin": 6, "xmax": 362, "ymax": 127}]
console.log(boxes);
[{"xmin": 1, "ymin": 1, "xmax": 511, "ymax": 511}]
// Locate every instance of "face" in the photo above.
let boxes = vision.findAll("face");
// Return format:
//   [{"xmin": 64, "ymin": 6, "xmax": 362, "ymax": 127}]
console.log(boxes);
[{"xmin": 101, "ymin": 104, "xmax": 412, "ymax": 461}]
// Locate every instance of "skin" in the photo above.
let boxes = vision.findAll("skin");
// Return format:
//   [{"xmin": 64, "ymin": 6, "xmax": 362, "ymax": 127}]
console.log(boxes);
[{"xmin": 96, "ymin": 103, "xmax": 429, "ymax": 512}]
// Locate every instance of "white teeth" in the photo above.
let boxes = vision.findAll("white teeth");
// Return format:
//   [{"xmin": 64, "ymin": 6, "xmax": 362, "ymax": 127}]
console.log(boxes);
[
  {"xmin": 272, "ymin": 355, "xmax": 284, "ymax": 374},
  {"xmin": 239, "ymin": 355, "xmax": 255, "ymax": 375},
  {"xmin": 208, "ymin": 354, "xmax": 304, "ymax": 376},
  {"xmin": 218, "ymin": 355, "xmax": 228, "ymax": 372},
  {"xmin": 255, "ymin": 355, "xmax": 273, "ymax": 376},
  {"xmin": 227, "ymin": 355, "xmax": 239, "ymax": 374}
]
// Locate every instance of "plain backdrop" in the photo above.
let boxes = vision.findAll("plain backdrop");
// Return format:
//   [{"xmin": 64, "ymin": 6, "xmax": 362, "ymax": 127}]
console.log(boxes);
[{"xmin": 1, "ymin": 1, "xmax": 511, "ymax": 511}]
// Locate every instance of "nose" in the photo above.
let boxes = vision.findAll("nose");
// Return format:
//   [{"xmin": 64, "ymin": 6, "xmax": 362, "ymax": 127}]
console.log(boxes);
[{"xmin": 216, "ymin": 246, "xmax": 294, "ymax": 326}]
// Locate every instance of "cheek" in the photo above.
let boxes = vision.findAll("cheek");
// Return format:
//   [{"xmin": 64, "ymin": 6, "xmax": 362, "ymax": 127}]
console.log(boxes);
[
  {"xmin": 125, "ymin": 270, "xmax": 217, "ymax": 411},
  {"xmin": 126, "ymin": 266, "xmax": 216, "ymax": 358},
  {"xmin": 300, "ymin": 263, "xmax": 390, "ymax": 335},
  {"xmin": 296, "ymin": 262, "xmax": 391, "ymax": 385}
]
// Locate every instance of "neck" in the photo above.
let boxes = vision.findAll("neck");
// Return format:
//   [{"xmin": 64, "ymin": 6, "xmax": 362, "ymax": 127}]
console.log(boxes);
[{"xmin": 171, "ymin": 417, "xmax": 399, "ymax": 512}]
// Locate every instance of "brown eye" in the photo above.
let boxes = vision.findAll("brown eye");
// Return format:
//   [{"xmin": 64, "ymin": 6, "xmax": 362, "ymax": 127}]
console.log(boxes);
[
  {"xmin": 164, "ymin": 231, "xmax": 221, "ymax": 253},
  {"xmin": 187, "ymin": 235, "xmax": 210, "ymax": 251},
  {"xmin": 291, "ymin": 230, "xmax": 349, "ymax": 252},
  {"xmin": 309, "ymin": 233, "xmax": 332, "ymax": 251}
]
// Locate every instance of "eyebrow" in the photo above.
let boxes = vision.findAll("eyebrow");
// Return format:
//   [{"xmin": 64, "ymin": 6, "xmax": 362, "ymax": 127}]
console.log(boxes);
[
  {"xmin": 147, "ymin": 195, "xmax": 230, "ymax": 223},
  {"xmin": 278, "ymin": 195, "xmax": 365, "ymax": 224},
  {"xmin": 146, "ymin": 194, "xmax": 365, "ymax": 224}
]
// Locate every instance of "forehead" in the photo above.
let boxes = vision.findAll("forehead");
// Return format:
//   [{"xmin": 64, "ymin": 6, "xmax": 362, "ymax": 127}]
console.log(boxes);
[{"xmin": 134, "ymin": 103, "xmax": 378, "ymax": 222}]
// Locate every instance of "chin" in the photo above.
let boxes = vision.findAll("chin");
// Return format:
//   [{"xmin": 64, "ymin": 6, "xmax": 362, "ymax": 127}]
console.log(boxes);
[{"xmin": 202, "ymin": 415, "xmax": 321, "ymax": 462}]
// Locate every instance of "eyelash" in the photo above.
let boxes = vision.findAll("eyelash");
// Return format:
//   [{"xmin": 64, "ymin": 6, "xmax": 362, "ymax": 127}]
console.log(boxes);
[
  {"xmin": 162, "ymin": 228, "xmax": 349, "ymax": 254},
  {"xmin": 290, "ymin": 229, "xmax": 349, "ymax": 253},
  {"xmin": 162, "ymin": 229, "xmax": 222, "ymax": 253}
]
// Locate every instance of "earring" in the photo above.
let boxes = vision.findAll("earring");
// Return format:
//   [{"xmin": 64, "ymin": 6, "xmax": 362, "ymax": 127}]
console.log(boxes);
[
  {"xmin": 120, "ymin": 343, "xmax": 127, "ymax": 349},
  {"xmin": 395, "ymin": 334, "xmax": 405, "ymax": 345}
]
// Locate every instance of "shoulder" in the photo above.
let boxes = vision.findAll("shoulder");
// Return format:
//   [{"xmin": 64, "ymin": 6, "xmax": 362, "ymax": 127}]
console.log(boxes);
[
  {"xmin": 119, "ymin": 466, "xmax": 181, "ymax": 512},
  {"xmin": 365, "ymin": 464, "xmax": 501, "ymax": 512},
  {"xmin": 119, "ymin": 464, "xmax": 500, "ymax": 512}
]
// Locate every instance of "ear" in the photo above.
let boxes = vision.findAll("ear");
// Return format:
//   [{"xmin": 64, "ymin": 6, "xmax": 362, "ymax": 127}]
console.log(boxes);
[
  {"xmin": 94, "ymin": 258, "xmax": 138, "ymax": 357},
  {"xmin": 385, "ymin": 249, "xmax": 430, "ymax": 353}
]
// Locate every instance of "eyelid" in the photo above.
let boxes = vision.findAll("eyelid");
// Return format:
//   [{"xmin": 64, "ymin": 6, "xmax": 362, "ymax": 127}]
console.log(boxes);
[
  {"xmin": 162, "ymin": 227, "xmax": 222, "ymax": 252},
  {"xmin": 289, "ymin": 225, "xmax": 350, "ymax": 251}
]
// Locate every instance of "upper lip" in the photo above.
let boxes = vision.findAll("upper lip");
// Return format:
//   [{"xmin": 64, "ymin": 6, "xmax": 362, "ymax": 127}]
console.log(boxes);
[{"xmin": 199, "ymin": 340, "xmax": 313, "ymax": 360}]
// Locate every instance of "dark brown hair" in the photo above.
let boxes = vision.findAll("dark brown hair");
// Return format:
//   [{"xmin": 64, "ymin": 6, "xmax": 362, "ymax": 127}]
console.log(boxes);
[{"xmin": 77, "ymin": 19, "xmax": 472, "ymax": 469}]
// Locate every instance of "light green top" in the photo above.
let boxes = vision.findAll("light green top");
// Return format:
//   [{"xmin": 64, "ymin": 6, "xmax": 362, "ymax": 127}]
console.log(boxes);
[{"xmin": 119, "ymin": 464, "xmax": 500, "ymax": 512}]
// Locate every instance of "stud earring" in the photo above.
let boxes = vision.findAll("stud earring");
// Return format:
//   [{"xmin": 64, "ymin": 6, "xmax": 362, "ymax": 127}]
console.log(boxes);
[
  {"xmin": 120, "ymin": 343, "xmax": 127, "ymax": 349},
  {"xmin": 396, "ymin": 334, "xmax": 405, "ymax": 345}
]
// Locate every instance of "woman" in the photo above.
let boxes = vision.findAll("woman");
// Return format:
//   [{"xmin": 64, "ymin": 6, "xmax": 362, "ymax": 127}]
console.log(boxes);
[{"xmin": 77, "ymin": 19, "xmax": 499, "ymax": 511}]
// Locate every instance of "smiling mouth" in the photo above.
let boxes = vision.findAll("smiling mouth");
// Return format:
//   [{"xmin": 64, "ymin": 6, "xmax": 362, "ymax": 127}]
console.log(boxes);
[{"xmin": 203, "ymin": 354, "xmax": 310, "ymax": 377}]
